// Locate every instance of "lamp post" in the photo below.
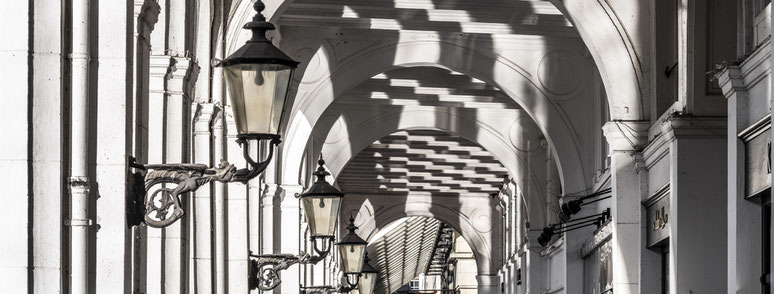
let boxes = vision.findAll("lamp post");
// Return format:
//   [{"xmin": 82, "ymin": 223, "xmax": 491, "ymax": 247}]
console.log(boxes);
[
  {"xmin": 127, "ymin": 0, "xmax": 298, "ymax": 228},
  {"xmin": 248, "ymin": 156, "xmax": 345, "ymax": 291}
]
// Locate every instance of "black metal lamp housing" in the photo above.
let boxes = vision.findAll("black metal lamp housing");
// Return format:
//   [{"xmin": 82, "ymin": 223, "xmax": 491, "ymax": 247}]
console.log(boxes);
[
  {"xmin": 220, "ymin": 0, "xmax": 299, "ymax": 182},
  {"xmin": 358, "ymin": 253, "xmax": 379, "ymax": 294},
  {"xmin": 300, "ymin": 156, "xmax": 345, "ymax": 241},
  {"xmin": 337, "ymin": 216, "xmax": 368, "ymax": 287}
]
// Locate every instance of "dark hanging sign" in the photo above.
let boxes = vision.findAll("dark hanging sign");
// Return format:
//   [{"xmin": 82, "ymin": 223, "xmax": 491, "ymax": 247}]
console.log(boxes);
[
  {"xmin": 644, "ymin": 184, "xmax": 670, "ymax": 248},
  {"xmin": 739, "ymin": 115, "xmax": 772, "ymax": 199}
]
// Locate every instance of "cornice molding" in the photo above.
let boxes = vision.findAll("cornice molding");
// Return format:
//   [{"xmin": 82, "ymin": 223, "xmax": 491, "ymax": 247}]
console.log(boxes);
[{"xmin": 738, "ymin": 114, "xmax": 771, "ymax": 142}]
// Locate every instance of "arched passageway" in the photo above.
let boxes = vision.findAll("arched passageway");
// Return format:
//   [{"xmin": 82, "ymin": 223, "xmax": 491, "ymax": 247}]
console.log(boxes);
[{"xmin": 362, "ymin": 216, "xmax": 478, "ymax": 293}]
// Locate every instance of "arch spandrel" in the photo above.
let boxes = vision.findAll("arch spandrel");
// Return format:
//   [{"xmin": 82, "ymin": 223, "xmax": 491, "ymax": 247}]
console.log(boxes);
[{"xmin": 549, "ymin": 0, "xmax": 650, "ymax": 120}]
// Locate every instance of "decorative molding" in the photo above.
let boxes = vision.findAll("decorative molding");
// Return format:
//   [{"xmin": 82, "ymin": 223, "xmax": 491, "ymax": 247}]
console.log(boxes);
[
  {"xmin": 641, "ymin": 132, "xmax": 669, "ymax": 170},
  {"xmin": 659, "ymin": 116, "xmax": 727, "ymax": 142},
  {"xmin": 738, "ymin": 114, "xmax": 772, "ymax": 142},
  {"xmin": 602, "ymin": 120, "xmax": 650, "ymax": 152},
  {"xmin": 537, "ymin": 49, "xmax": 583, "ymax": 98},
  {"xmin": 642, "ymin": 183, "xmax": 670, "ymax": 207}
]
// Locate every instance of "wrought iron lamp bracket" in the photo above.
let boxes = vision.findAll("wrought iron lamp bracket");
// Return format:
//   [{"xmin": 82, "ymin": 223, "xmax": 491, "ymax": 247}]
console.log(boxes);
[
  {"xmin": 248, "ymin": 237, "xmax": 333, "ymax": 291},
  {"xmin": 301, "ymin": 286, "xmax": 336, "ymax": 294},
  {"xmin": 126, "ymin": 135, "xmax": 281, "ymax": 228}
]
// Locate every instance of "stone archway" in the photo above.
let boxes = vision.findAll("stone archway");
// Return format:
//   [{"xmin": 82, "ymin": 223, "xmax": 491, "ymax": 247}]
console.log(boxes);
[
  {"xmin": 227, "ymin": 0, "xmax": 649, "ymax": 121},
  {"xmin": 340, "ymin": 194, "xmax": 501, "ymax": 277},
  {"xmin": 279, "ymin": 42, "xmax": 587, "ymax": 196}
]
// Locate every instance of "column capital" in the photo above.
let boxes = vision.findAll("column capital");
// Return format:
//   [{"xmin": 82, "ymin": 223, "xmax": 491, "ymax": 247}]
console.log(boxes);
[
  {"xmin": 716, "ymin": 66, "xmax": 745, "ymax": 98},
  {"xmin": 602, "ymin": 120, "xmax": 650, "ymax": 152},
  {"xmin": 192, "ymin": 103, "xmax": 216, "ymax": 134},
  {"xmin": 659, "ymin": 116, "xmax": 727, "ymax": 142}
]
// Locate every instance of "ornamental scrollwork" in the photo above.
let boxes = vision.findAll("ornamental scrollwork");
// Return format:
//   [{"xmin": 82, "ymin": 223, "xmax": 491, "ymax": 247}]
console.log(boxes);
[{"xmin": 130, "ymin": 157, "xmax": 239, "ymax": 228}]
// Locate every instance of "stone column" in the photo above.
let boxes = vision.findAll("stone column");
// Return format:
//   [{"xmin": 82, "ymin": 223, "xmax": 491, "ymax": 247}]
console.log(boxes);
[
  {"xmin": 193, "ymin": 0, "xmax": 211, "ymax": 104},
  {"xmin": 0, "ymin": 0, "xmax": 29, "ymax": 291},
  {"xmin": 225, "ymin": 110, "xmax": 249, "ymax": 292},
  {"xmin": 31, "ymin": 0, "xmax": 64, "ymax": 292},
  {"xmin": 477, "ymin": 274, "xmax": 500, "ymax": 293},
  {"xmin": 662, "ymin": 118, "xmax": 727, "ymax": 294},
  {"xmin": 279, "ymin": 184, "xmax": 304, "ymax": 293},
  {"xmin": 603, "ymin": 121, "xmax": 649, "ymax": 294},
  {"xmin": 718, "ymin": 67, "xmax": 764, "ymax": 294},
  {"xmin": 525, "ymin": 231, "xmax": 542, "ymax": 294},
  {"xmin": 145, "ymin": 54, "xmax": 167, "ymax": 294},
  {"xmin": 164, "ymin": 0, "xmax": 197, "ymax": 290},
  {"xmin": 94, "ymin": 0, "xmax": 131, "ymax": 291},
  {"xmin": 192, "ymin": 103, "xmax": 215, "ymax": 294},
  {"xmin": 131, "ymin": 2, "xmax": 159, "ymax": 291}
]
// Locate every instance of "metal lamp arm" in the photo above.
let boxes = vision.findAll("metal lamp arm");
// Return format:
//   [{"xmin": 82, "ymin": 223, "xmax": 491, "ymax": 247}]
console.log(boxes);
[
  {"xmin": 249, "ymin": 237, "xmax": 333, "ymax": 291},
  {"xmin": 305, "ymin": 237, "xmax": 333, "ymax": 264},
  {"xmin": 232, "ymin": 134, "xmax": 282, "ymax": 183}
]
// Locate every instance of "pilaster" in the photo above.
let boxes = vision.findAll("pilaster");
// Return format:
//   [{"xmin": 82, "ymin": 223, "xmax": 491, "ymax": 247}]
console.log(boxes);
[
  {"xmin": 279, "ymin": 184, "xmax": 304, "ymax": 293},
  {"xmin": 192, "ymin": 103, "xmax": 216, "ymax": 294},
  {"xmin": 31, "ymin": 0, "xmax": 64, "ymax": 292},
  {"xmin": 476, "ymin": 274, "xmax": 501, "ymax": 294},
  {"xmin": 225, "ymin": 108, "xmax": 249, "ymax": 293},
  {"xmin": 163, "ymin": 54, "xmax": 198, "ymax": 294},
  {"xmin": 661, "ymin": 116, "xmax": 728, "ymax": 294},
  {"xmin": 0, "ymin": 0, "xmax": 29, "ymax": 290},
  {"xmin": 94, "ymin": 0, "xmax": 131, "ymax": 291},
  {"xmin": 603, "ymin": 121, "xmax": 650, "ymax": 294}
]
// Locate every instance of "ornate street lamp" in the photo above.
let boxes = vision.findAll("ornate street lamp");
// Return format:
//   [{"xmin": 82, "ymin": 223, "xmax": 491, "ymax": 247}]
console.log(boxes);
[
  {"xmin": 301, "ymin": 156, "xmax": 346, "ymax": 247},
  {"xmin": 298, "ymin": 252, "xmax": 378, "ymax": 294},
  {"xmin": 357, "ymin": 253, "xmax": 379, "ymax": 294},
  {"xmin": 126, "ymin": 0, "xmax": 298, "ymax": 228},
  {"xmin": 248, "ymin": 156, "xmax": 345, "ymax": 291},
  {"xmin": 337, "ymin": 216, "xmax": 368, "ymax": 287}
]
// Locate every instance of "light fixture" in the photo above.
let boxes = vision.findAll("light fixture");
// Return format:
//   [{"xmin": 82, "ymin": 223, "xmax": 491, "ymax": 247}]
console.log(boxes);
[
  {"xmin": 539, "ymin": 209, "xmax": 610, "ymax": 247},
  {"xmin": 357, "ymin": 253, "xmax": 379, "ymax": 294},
  {"xmin": 249, "ymin": 155, "xmax": 344, "ymax": 291},
  {"xmin": 301, "ymin": 156, "xmax": 345, "ymax": 239},
  {"xmin": 126, "ymin": 0, "xmax": 297, "ymax": 228},
  {"xmin": 557, "ymin": 188, "xmax": 612, "ymax": 223},
  {"xmin": 337, "ymin": 216, "xmax": 368, "ymax": 288},
  {"xmin": 302, "ymin": 252, "xmax": 378, "ymax": 294}
]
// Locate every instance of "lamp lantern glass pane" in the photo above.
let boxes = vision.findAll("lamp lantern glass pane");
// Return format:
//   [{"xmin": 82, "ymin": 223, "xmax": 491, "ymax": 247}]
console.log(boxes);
[
  {"xmin": 223, "ymin": 63, "xmax": 293, "ymax": 136},
  {"xmin": 301, "ymin": 196, "xmax": 342, "ymax": 237},
  {"xmin": 358, "ymin": 272, "xmax": 378, "ymax": 294},
  {"xmin": 338, "ymin": 243, "xmax": 366, "ymax": 273}
]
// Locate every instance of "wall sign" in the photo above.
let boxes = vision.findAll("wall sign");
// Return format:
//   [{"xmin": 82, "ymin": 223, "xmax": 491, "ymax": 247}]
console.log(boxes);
[
  {"xmin": 644, "ymin": 184, "xmax": 670, "ymax": 247},
  {"xmin": 739, "ymin": 115, "xmax": 772, "ymax": 198}
]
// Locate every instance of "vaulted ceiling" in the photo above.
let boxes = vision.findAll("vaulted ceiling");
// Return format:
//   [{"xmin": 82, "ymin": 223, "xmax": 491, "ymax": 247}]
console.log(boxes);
[
  {"xmin": 278, "ymin": 0, "xmax": 574, "ymax": 37},
  {"xmin": 338, "ymin": 67, "xmax": 520, "ymax": 110},
  {"xmin": 337, "ymin": 129, "xmax": 508, "ymax": 197}
]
